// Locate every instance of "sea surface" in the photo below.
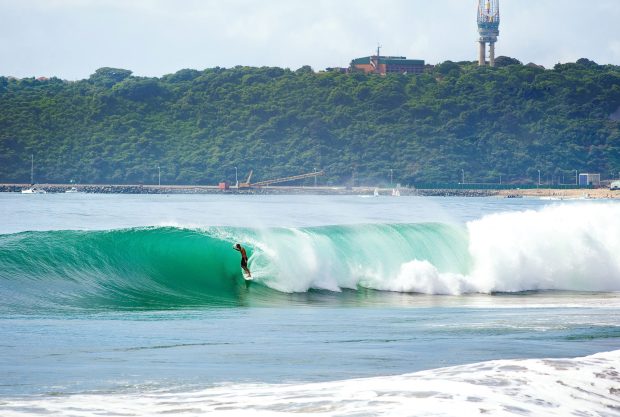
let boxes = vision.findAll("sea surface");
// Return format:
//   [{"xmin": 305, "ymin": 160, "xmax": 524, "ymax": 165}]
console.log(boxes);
[{"xmin": 0, "ymin": 193, "xmax": 619, "ymax": 416}]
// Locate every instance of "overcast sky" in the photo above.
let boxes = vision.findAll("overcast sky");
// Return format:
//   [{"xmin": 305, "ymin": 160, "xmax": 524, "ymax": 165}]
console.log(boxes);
[{"xmin": 1, "ymin": 0, "xmax": 619, "ymax": 80}]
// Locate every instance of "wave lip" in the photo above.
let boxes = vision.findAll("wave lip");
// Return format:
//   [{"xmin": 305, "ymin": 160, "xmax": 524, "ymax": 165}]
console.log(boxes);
[{"xmin": 1, "ymin": 350, "xmax": 618, "ymax": 416}]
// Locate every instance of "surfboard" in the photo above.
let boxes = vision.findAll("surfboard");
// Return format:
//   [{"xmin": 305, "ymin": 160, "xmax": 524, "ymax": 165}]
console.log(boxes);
[{"xmin": 243, "ymin": 276, "xmax": 253, "ymax": 289}]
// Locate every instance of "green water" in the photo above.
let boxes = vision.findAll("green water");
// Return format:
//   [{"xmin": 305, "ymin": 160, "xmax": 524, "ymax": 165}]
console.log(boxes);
[{"xmin": 0, "ymin": 223, "xmax": 469, "ymax": 311}]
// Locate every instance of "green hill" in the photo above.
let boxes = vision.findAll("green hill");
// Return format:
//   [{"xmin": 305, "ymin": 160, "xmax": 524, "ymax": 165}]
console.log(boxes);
[{"xmin": 1, "ymin": 58, "xmax": 619, "ymax": 186}]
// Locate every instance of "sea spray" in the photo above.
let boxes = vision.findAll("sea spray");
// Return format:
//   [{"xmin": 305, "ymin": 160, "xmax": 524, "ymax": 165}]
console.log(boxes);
[
  {"xmin": 367, "ymin": 203, "xmax": 620, "ymax": 294},
  {"xmin": 466, "ymin": 203, "xmax": 620, "ymax": 292}
]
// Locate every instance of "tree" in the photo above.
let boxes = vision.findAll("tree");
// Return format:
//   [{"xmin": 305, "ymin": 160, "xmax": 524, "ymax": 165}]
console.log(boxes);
[
  {"xmin": 89, "ymin": 67, "xmax": 133, "ymax": 87},
  {"xmin": 0, "ymin": 60, "xmax": 618, "ymax": 185},
  {"xmin": 494, "ymin": 56, "xmax": 522, "ymax": 67}
]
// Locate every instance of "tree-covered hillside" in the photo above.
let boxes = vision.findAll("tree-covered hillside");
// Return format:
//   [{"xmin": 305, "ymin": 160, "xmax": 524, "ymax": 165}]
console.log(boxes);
[{"xmin": 1, "ymin": 58, "xmax": 619, "ymax": 186}]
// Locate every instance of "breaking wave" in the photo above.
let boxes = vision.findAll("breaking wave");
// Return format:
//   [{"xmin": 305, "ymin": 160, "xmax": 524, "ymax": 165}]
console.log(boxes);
[{"xmin": 0, "ymin": 203, "xmax": 619, "ymax": 311}]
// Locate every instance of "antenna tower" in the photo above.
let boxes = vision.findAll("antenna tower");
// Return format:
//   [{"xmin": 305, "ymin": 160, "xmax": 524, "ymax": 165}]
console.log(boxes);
[{"xmin": 477, "ymin": 0, "xmax": 500, "ymax": 66}]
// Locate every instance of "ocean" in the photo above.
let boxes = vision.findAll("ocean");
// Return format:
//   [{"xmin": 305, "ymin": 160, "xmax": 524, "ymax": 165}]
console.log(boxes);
[{"xmin": 0, "ymin": 193, "xmax": 619, "ymax": 416}]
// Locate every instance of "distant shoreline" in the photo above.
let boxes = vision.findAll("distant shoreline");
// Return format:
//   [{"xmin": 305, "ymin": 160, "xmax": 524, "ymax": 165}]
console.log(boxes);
[{"xmin": 1, "ymin": 183, "xmax": 618, "ymax": 199}]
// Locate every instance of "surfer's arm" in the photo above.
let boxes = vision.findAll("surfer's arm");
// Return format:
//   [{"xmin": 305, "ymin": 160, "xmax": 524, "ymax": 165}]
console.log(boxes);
[{"xmin": 232, "ymin": 245, "xmax": 240, "ymax": 252}]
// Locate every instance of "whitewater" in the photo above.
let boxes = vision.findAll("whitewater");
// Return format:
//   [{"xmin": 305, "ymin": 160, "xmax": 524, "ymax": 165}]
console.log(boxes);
[{"xmin": 0, "ymin": 194, "xmax": 619, "ymax": 416}]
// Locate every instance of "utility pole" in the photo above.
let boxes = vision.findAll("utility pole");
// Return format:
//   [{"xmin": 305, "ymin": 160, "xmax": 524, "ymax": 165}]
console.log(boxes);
[
  {"xmin": 461, "ymin": 169, "xmax": 465, "ymax": 184},
  {"xmin": 157, "ymin": 165, "xmax": 161, "ymax": 186},
  {"xmin": 234, "ymin": 166, "xmax": 238, "ymax": 188},
  {"xmin": 538, "ymin": 170, "xmax": 541, "ymax": 187},
  {"xmin": 314, "ymin": 167, "xmax": 318, "ymax": 187},
  {"xmin": 390, "ymin": 169, "xmax": 393, "ymax": 186}
]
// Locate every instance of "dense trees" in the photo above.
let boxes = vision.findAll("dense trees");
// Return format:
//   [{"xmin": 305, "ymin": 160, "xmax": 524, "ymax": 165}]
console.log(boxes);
[{"xmin": 1, "ymin": 59, "xmax": 619, "ymax": 186}]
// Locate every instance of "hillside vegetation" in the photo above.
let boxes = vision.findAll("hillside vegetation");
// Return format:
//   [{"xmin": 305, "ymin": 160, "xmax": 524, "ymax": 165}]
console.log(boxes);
[{"xmin": 1, "ymin": 58, "xmax": 619, "ymax": 186}]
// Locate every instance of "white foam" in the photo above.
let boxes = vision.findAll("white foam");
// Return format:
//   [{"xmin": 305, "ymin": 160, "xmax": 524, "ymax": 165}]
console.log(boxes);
[
  {"xmin": 369, "ymin": 259, "xmax": 472, "ymax": 295},
  {"xmin": 3, "ymin": 350, "xmax": 618, "ymax": 416},
  {"xmin": 249, "ymin": 203, "xmax": 620, "ymax": 295},
  {"xmin": 388, "ymin": 203, "xmax": 620, "ymax": 295},
  {"xmin": 466, "ymin": 203, "xmax": 620, "ymax": 293}
]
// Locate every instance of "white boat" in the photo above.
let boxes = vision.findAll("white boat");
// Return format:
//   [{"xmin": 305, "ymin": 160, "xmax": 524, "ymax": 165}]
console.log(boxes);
[
  {"xmin": 21, "ymin": 187, "xmax": 46, "ymax": 194},
  {"xmin": 391, "ymin": 188, "xmax": 401, "ymax": 197},
  {"xmin": 65, "ymin": 187, "xmax": 79, "ymax": 193},
  {"xmin": 373, "ymin": 188, "xmax": 379, "ymax": 197},
  {"xmin": 21, "ymin": 155, "xmax": 46, "ymax": 193}
]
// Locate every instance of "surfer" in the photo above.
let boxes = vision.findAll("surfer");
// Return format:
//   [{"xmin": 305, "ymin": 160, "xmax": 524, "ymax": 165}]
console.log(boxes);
[{"xmin": 233, "ymin": 243, "xmax": 252, "ymax": 278}]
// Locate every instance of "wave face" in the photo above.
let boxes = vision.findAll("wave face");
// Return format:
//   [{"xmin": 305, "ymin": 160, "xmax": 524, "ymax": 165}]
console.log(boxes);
[
  {"xmin": 1, "ymin": 203, "xmax": 619, "ymax": 310},
  {"xmin": 0, "ymin": 227, "xmax": 247, "ymax": 311}
]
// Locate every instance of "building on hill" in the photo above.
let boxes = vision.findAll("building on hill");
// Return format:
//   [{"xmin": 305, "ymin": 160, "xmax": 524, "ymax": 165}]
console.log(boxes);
[{"xmin": 350, "ymin": 50, "xmax": 425, "ymax": 75}]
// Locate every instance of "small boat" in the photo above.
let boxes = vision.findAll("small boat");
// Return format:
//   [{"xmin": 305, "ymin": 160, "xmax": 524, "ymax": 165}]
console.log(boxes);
[
  {"xmin": 392, "ymin": 188, "xmax": 401, "ymax": 197},
  {"xmin": 65, "ymin": 187, "xmax": 79, "ymax": 193},
  {"xmin": 21, "ymin": 187, "xmax": 46, "ymax": 194},
  {"xmin": 373, "ymin": 188, "xmax": 379, "ymax": 197},
  {"xmin": 21, "ymin": 155, "xmax": 46, "ymax": 193}
]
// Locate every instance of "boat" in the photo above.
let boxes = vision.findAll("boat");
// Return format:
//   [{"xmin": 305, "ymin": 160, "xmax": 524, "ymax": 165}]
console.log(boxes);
[
  {"xmin": 21, "ymin": 154, "xmax": 47, "ymax": 194},
  {"xmin": 21, "ymin": 187, "xmax": 46, "ymax": 194},
  {"xmin": 373, "ymin": 188, "xmax": 379, "ymax": 197},
  {"xmin": 391, "ymin": 188, "xmax": 401, "ymax": 197},
  {"xmin": 65, "ymin": 187, "xmax": 79, "ymax": 193}
]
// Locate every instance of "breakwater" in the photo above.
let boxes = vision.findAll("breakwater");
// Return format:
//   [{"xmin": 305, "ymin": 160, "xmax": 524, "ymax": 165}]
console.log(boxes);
[{"xmin": 2, "ymin": 183, "xmax": 617, "ymax": 198}]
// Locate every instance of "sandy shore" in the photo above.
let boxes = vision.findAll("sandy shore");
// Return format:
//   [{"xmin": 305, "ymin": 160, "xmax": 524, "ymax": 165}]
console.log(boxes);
[{"xmin": 497, "ymin": 188, "xmax": 619, "ymax": 199}]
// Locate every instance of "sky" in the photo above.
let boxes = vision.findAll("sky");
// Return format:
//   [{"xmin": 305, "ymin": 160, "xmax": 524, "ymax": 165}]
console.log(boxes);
[{"xmin": 1, "ymin": 0, "xmax": 619, "ymax": 80}]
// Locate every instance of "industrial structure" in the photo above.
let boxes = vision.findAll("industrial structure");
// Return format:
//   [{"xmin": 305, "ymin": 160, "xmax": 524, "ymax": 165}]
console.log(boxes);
[
  {"xmin": 477, "ymin": 0, "xmax": 500, "ymax": 66},
  {"xmin": 237, "ymin": 170, "xmax": 325, "ymax": 189},
  {"xmin": 351, "ymin": 47, "xmax": 424, "ymax": 75}
]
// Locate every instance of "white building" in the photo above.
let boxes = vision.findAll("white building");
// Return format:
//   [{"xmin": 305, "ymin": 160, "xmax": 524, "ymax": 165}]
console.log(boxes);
[{"xmin": 579, "ymin": 173, "xmax": 600, "ymax": 187}]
